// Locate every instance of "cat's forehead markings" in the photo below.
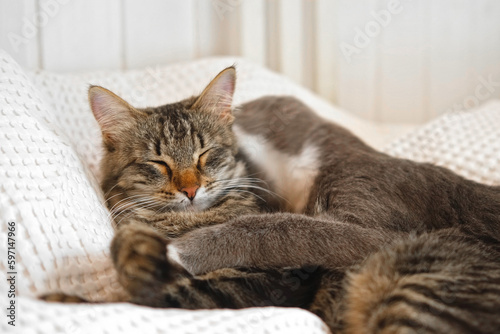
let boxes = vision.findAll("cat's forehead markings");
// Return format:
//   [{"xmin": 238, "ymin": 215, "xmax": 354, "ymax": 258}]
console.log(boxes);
[
  {"xmin": 154, "ymin": 139, "xmax": 162, "ymax": 156},
  {"xmin": 196, "ymin": 132, "xmax": 205, "ymax": 148}
]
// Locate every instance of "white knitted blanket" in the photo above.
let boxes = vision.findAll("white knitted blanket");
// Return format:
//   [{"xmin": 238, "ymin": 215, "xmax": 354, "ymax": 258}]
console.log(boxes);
[{"xmin": 1, "ymin": 49, "xmax": 499, "ymax": 334}]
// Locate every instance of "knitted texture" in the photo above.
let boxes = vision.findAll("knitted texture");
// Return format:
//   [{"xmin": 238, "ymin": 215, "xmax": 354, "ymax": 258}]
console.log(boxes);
[
  {"xmin": 384, "ymin": 101, "xmax": 500, "ymax": 185},
  {"xmin": 1, "ymin": 49, "xmax": 499, "ymax": 334}
]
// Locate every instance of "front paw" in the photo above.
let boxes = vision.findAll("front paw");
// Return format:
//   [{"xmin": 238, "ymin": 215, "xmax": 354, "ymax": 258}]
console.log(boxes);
[{"xmin": 111, "ymin": 224, "xmax": 185, "ymax": 298}]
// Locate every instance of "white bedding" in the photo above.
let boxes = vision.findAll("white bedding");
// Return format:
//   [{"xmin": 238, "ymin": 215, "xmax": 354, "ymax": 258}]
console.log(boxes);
[{"xmin": 1, "ymin": 49, "xmax": 499, "ymax": 334}]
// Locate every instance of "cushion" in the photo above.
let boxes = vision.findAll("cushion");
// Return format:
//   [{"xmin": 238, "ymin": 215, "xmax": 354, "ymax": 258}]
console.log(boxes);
[{"xmin": 384, "ymin": 101, "xmax": 500, "ymax": 185}]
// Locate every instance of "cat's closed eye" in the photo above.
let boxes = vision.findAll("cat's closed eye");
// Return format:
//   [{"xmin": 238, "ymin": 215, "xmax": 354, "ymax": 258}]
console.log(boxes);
[
  {"xmin": 149, "ymin": 160, "xmax": 172, "ymax": 177},
  {"xmin": 197, "ymin": 148, "xmax": 212, "ymax": 169}
]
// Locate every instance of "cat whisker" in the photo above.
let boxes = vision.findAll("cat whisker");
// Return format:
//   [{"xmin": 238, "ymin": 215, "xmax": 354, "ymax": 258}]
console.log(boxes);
[
  {"xmin": 108, "ymin": 195, "xmax": 159, "ymax": 222},
  {"xmin": 103, "ymin": 183, "xmax": 120, "ymax": 198},
  {"xmin": 107, "ymin": 195, "xmax": 145, "ymax": 219},
  {"xmin": 112, "ymin": 197, "xmax": 159, "ymax": 214},
  {"xmin": 213, "ymin": 177, "xmax": 268, "ymax": 186},
  {"xmin": 151, "ymin": 201, "xmax": 174, "ymax": 216},
  {"xmin": 217, "ymin": 182, "xmax": 288, "ymax": 203},
  {"xmin": 113, "ymin": 201, "xmax": 162, "ymax": 227},
  {"xmin": 102, "ymin": 192, "xmax": 124, "ymax": 208},
  {"xmin": 216, "ymin": 187, "xmax": 266, "ymax": 203}
]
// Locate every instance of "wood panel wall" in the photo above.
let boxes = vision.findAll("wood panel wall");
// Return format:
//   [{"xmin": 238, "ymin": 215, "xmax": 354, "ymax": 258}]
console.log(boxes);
[{"xmin": 1, "ymin": 0, "xmax": 500, "ymax": 124}]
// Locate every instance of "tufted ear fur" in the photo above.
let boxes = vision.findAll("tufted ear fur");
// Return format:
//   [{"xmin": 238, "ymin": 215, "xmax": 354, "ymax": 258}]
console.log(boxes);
[
  {"xmin": 190, "ymin": 66, "xmax": 236, "ymax": 122},
  {"xmin": 88, "ymin": 85, "xmax": 140, "ymax": 146}
]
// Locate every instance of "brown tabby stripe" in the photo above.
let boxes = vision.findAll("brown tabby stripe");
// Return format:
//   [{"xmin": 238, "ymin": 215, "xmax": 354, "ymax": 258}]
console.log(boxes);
[{"xmin": 381, "ymin": 295, "xmax": 481, "ymax": 333}]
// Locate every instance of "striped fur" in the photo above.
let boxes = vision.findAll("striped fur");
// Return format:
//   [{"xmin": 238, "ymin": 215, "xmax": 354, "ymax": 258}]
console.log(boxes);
[{"xmin": 343, "ymin": 232, "xmax": 500, "ymax": 334}]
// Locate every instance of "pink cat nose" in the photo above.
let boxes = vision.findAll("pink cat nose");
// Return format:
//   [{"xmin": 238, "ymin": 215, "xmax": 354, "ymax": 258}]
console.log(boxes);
[{"xmin": 181, "ymin": 186, "xmax": 199, "ymax": 201}]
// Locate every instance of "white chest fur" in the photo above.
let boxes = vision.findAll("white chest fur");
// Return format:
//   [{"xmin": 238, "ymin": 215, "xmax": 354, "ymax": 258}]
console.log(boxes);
[{"xmin": 234, "ymin": 126, "xmax": 320, "ymax": 213}]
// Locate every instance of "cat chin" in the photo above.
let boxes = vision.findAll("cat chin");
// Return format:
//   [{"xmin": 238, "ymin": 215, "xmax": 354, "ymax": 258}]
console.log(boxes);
[
  {"xmin": 181, "ymin": 203, "xmax": 202, "ymax": 213},
  {"xmin": 178, "ymin": 199, "xmax": 211, "ymax": 213}
]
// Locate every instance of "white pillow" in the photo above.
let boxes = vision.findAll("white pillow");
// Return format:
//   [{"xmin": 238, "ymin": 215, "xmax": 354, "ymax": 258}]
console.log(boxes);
[
  {"xmin": 0, "ymin": 51, "xmax": 120, "ymax": 301},
  {"xmin": 384, "ymin": 101, "xmax": 500, "ymax": 185}
]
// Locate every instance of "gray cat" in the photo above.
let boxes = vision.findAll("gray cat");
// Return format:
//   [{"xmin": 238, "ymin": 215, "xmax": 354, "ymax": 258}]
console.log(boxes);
[{"xmin": 46, "ymin": 67, "xmax": 500, "ymax": 333}]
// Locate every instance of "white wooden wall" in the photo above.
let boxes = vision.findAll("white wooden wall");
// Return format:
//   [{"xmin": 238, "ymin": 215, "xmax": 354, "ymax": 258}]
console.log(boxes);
[{"xmin": 1, "ymin": 0, "xmax": 500, "ymax": 124}]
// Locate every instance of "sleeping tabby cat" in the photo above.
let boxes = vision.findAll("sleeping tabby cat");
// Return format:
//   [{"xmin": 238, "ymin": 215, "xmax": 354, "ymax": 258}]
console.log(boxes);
[{"xmin": 48, "ymin": 67, "xmax": 500, "ymax": 333}]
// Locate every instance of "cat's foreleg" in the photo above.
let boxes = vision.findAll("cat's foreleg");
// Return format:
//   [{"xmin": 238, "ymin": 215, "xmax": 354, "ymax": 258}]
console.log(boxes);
[
  {"xmin": 168, "ymin": 212, "xmax": 394, "ymax": 275},
  {"xmin": 111, "ymin": 221, "xmax": 324, "ymax": 310}
]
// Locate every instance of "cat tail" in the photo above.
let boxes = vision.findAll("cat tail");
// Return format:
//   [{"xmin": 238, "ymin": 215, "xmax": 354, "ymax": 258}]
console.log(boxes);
[{"xmin": 342, "ymin": 232, "xmax": 500, "ymax": 334}]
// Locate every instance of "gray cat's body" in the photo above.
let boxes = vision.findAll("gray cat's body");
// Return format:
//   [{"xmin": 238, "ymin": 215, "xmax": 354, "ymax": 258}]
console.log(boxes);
[
  {"xmin": 44, "ymin": 68, "xmax": 500, "ymax": 333},
  {"xmin": 164, "ymin": 96, "xmax": 500, "ymax": 333}
]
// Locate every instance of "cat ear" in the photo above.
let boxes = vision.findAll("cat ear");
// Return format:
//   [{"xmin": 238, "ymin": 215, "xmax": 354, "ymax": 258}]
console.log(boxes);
[
  {"xmin": 88, "ymin": 86, "xmax": 138, "ymax": 145},
  {"xmin": 191, "ymin": 66, "xmax": 236, "ymax": 122}
]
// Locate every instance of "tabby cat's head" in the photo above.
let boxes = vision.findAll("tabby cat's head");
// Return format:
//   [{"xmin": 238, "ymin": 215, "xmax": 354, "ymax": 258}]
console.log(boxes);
[{"xmin": 89, "ymin": 67, "xmax": 244, "ymax": 216}]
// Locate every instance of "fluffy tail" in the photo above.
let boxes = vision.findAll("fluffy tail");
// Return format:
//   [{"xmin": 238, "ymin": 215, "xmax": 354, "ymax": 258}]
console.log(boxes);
[{"xmin": 342, "ymin": 232, "xmax": 500, "ymax": 334}]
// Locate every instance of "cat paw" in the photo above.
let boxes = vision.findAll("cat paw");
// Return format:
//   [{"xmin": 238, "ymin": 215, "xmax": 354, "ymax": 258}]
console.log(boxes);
[{"xmin": 111, "ymin": 224, "xmax": 189, "ymax": 298}]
